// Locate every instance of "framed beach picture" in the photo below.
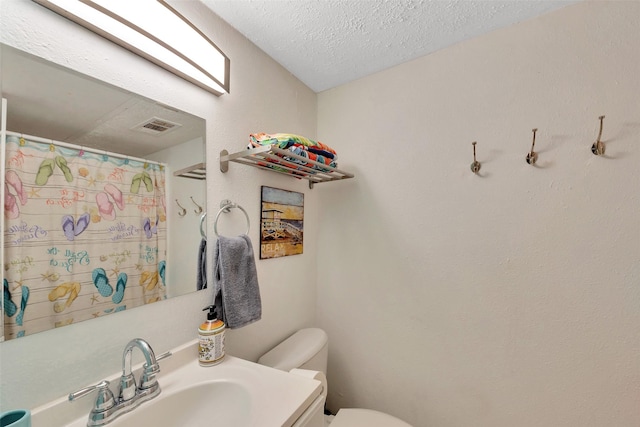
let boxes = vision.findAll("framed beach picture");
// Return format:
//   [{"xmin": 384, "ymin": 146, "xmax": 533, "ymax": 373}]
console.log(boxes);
[{"xmin": 260, "ymin": 186, "xmax": 304, "ymax": 259}]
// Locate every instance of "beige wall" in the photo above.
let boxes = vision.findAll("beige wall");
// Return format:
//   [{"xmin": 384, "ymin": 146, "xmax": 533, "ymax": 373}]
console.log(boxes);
[
  {"xmin": 0, "ymin": 0, "xmax": 318, "ymax": 411},
  {"xmin": 317, "ymin": 2, "xmax": 640, "ymax": 426},
  {"xmin": 2, "ymin": 1, "xmax": 639, "ymax": 425}
]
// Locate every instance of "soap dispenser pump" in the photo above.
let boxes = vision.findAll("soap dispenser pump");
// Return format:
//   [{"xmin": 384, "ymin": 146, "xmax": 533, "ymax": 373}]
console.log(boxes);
[{"xmin": 198, "ymin": 305, "xmax": 225, "ymax": 366}]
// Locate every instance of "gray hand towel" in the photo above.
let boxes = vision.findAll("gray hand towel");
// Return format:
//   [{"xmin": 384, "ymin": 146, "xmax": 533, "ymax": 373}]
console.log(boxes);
[
  {"xmin": 213, "ymin": 234, "xmax": 262, "ymax": 329},
  {"xmin": 197, "ymin": 238, "xmax": 207, "ymax": 291}
]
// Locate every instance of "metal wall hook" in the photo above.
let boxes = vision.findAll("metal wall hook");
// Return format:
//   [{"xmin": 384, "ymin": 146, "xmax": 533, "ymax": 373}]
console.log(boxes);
[
  {"xmin": 526, "ymin": 128, "xmax": 539, "ymax": 165},
  {"xmin": 190, "ymin": 196, "xmax": 203, "ymax": 214},
  {"xmin": 175, "ymin": 199, "xmax": 187, "ymax": 216},
  {"xmin": 591, "ymin": 115, "xmax": 606, "ymax": 156},
  {"xmin": 470, "ymin": 142, "xmax": 481, "ymax": 174}
]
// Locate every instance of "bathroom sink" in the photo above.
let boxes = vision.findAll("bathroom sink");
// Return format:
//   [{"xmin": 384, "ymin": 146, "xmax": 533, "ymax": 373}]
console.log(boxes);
[
  {"xmin": 109, "ymin": 380, "xmax": 251, "ymax": 427},
  {"xmin": 31, "ymin": 340, "xmax": 324, "ymax": 427}
]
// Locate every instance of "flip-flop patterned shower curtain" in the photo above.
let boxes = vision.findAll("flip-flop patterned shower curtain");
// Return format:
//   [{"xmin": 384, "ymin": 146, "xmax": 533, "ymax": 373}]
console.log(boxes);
[{"xmin": 3, "ymin": 135, "xmax": 167, "ymax": 339}]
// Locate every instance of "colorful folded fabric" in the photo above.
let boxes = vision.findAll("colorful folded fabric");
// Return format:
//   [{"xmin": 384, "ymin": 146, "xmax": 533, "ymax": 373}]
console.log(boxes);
[
  {"xmin": 250, "ymin": 133, "xmax": 337, "ymax": 155},
  {"xmin": 249, "ymin": 133, "xmax": 338, "ymax": 172}
]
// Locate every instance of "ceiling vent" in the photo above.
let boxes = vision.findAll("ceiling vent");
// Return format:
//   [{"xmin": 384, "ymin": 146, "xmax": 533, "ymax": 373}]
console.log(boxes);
[{"xmin": 133, "ymin": 117, "xmax": 182, "ymax": 135}]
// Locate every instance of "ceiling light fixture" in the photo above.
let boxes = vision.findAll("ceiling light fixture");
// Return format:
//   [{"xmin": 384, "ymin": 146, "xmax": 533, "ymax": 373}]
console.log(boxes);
[{"xmin": 32, "ymin": 0, "xmax": 230, "ymax": 95}]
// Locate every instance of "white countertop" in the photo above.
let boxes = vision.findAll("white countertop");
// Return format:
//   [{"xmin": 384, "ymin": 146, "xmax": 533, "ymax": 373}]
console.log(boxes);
[{"xmin": 30, "ymin": 340, "xmax": 322, "ymax": 427}]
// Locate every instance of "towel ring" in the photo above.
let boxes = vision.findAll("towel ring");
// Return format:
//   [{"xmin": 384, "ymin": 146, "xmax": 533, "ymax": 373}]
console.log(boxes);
[
  {"xmin": 199, "ymin": 212, "xmax": 207, "ymax": 239},
  {"xmin": 214, "ymin": 200, "xmax": 250, "ymax": 237}
]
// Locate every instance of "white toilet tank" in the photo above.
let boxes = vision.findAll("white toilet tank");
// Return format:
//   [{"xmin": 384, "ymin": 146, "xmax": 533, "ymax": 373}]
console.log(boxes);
[
  {"xmin": 259, "ymin": 328, "xmax": 413, "ymax": 427},
  {"xmin": 258, "ymin": 328, "xmax": 328, "ymax": 373}
]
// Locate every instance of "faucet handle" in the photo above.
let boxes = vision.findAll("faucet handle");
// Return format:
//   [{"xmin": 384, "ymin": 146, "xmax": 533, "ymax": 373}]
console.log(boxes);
[
  {"xmin": 140, "ymin": 351, "xmax": 172, "ymax": 390},
  {"xmin": 155, "ymin": 350, "xmax": 172, "ymax": 363},
  {"xmin": 69, "ymin": 380, "xmax": 116, "ymax": 411}
]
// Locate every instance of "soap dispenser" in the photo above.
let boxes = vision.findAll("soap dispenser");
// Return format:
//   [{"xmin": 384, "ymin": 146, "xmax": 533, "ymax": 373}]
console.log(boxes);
[{"xmin": 198, "ymin": 305, "xmax": 225, "ymax": 366}]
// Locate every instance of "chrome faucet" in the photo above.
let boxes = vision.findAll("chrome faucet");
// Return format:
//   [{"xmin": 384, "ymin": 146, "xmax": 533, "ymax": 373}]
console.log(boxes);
[
  {"xmin": 119, "ymin": 338, "xmax": 161, "ymax": 401},
  {"xmin": 69, "ymin": 338, "xmax": 171, "ymax": 427}
]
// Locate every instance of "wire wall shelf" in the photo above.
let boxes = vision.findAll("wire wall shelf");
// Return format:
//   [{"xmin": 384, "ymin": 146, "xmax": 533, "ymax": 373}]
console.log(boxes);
[
  {"xmin": 174, "ymin": 163, "xmax": 206, "ymax": 180},
  {"xmin": 219, "ymin": 145, "xmax": 354, "ymax": 188}
]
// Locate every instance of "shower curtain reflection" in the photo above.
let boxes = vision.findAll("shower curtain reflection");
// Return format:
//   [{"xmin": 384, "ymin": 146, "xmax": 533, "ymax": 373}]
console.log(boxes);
[{"xmin": 3, "ymin": 134, "xmax": 167, "ymax": 340}]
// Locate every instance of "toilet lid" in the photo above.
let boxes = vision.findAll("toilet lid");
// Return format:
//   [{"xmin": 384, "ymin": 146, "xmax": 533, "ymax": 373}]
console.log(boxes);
[{"xmin": 330, "ymin": 409, "xmax": 412, "ymax": 427}]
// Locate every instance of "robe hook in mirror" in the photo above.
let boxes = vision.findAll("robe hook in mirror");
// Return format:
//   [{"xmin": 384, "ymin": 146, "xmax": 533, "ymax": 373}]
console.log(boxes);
[
  {"xmin": 190, "ymin": 196, "xmax": 203, "ymax": 214},
  {"xmin": 470, "ymin": 142, "xmax": 481, "ymax": 174},
  {"xmin": 526, "ymin": 128, "xmax": 539, "ymax": 165},
  {"xmin": 175, "ymin": 199, "xmax": 187, "ymax": 216},
  {"xmin": 591, "ymin": 115, "xmax": 606, "ymax": 156}
]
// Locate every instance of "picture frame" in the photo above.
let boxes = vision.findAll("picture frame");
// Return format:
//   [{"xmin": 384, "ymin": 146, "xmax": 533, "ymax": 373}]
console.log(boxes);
[{"xmin": 259, "ymin": 186, "xmax": 304, "ymax": 259}]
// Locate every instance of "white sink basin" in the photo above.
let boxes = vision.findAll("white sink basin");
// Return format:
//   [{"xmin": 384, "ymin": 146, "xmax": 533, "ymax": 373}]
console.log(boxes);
[
  {"xmin": 110, "ymin": 381, "xmax": 251, "ymax": 427},
  {"xmin": 30, "ymin": 340, "xmax": 324, "ymax": 427}
]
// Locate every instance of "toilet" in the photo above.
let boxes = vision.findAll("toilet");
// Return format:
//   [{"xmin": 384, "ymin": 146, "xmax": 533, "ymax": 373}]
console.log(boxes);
[{"xmin": 258, "ymin": 328, "xmax": 412, "ymax": 427}]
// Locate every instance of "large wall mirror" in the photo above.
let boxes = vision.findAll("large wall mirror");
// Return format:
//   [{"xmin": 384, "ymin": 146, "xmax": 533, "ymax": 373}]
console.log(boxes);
[{"xmin": 1, "ymin": 44, "xmax": 207, "ymax": 341}]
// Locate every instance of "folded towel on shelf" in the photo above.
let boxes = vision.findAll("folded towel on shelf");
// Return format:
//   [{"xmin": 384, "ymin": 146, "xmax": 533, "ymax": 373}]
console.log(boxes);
[
  {"xmin": 285, "ymin": 146, "xmax": 336, "ymax": 171},
  {"xmin": 250, "ymin": 133, "xmax": 338, "ymax": 156},
  {"xmin": 213, "ymin": 235, "xmax": 261, "ymax": 329},
  {"xmin": 197, "ymin": 238, "xmax": 207, "ymax": 291},
  {"xmin": 249, "ymin": 133, "xmax": 338, "ymax": 171}
]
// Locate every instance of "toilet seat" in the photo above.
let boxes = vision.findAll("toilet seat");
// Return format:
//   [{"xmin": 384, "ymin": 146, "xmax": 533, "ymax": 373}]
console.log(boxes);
[{"xmin": 329, "ymin": 408, "xmax": 412, "ymax": 427}]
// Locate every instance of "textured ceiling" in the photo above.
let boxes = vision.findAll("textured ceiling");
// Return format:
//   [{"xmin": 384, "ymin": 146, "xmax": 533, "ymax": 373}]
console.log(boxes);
[{"xmin": 202, "ymin": 0, "xmax": 578, "ymax": 92}]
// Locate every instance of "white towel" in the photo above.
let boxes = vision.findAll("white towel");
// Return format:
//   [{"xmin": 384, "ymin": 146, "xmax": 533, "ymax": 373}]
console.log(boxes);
[{"xmin": 213, "ymin": 234, "xmax": 262, "ymax": 329}]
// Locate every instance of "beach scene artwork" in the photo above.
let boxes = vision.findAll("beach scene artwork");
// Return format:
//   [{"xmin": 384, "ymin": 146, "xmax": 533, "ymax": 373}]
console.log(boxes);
[{"xmin": 260, "ymin": 186, "xmax": 304, "ymax": 259}]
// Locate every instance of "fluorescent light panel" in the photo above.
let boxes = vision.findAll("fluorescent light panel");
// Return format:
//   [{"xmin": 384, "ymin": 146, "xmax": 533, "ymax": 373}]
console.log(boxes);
[{"xmin": 33, "ymin": 0, "xmax": 230, "ymax": 95}]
